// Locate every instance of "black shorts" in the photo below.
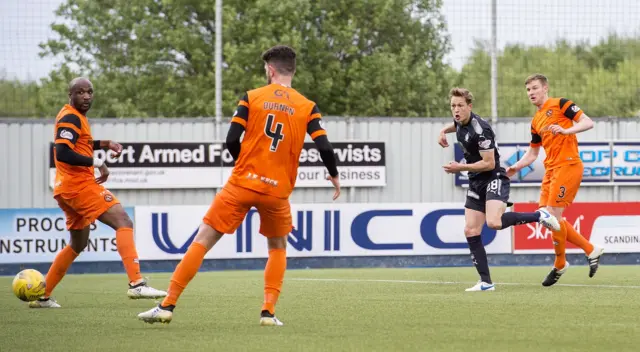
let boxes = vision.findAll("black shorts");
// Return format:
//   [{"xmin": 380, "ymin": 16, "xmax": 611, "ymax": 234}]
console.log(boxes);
[{"xmin": 465, "ymin": 174, "xmax": 511, "ymax": 213}]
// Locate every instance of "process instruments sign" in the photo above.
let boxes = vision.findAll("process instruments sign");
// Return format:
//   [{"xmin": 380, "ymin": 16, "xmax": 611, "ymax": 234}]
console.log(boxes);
[
  {"xmin": 48, "ymin": 141, "xmax": 386, "ymax": 189},
  {"xmin": 454, "ymin": 142, "xmax": 640, "ymax": 185}
]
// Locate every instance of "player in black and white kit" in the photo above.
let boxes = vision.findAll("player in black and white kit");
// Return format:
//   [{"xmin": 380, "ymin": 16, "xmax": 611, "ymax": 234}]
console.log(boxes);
[{"xmin": 439, "ymin": 88, "xmax": 560, "ymax": 292}]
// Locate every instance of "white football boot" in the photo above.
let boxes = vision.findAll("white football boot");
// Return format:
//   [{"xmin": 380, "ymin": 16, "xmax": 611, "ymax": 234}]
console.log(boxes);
[
  {"xmin": 260, "ymin": 310, "xmax": 284, "ymax": 326},
  {"xmin": 137, "ymin": 306, "xmax": 173, "ymax": 324},
  {"xmin": 28, "ymin": 297, "xmax": 61, "ymax": 308},
  {"xmin": 536, "ymin": 208, "xmax": 561, "ymax": 231},
  {"xmin": 127, "ymin": 279, "xmax": 167, "ymax": 299},
  {"xmin": 465, "ymin": 281, "xmax": 495, "ymax": 292}
]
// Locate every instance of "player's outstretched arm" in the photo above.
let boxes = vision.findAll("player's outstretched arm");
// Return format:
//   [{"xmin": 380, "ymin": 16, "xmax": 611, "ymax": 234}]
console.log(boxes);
[
  {"xmin": 506, "ymin": 125, "xmax": 542, "ymax": 177},
  {"xmin": 438, "ymin": 123, "xmax": 456, "ymax": 148},
  {"xmin": 506, "ymin": 146, "xmax": 540, "ymax": 177}
]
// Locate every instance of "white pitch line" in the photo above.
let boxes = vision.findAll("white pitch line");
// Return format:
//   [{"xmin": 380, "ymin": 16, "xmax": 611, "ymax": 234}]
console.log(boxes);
[{"xmin": 290, "ymin": 278, "xmax": 640, "ymax": 289}]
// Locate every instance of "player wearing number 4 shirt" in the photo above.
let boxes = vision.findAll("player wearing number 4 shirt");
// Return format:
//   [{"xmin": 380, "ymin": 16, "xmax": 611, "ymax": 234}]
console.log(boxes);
[
  {"xmin": 137, "ymin": 45, "xmax": 341, "ymax": 326},
  {"xmin": 439, "ymin": 88, "xmax": 561, "ymax": 292},
  {"xmin": 506, "ymin": 74, "xmax": 604, "ymax": 287}
]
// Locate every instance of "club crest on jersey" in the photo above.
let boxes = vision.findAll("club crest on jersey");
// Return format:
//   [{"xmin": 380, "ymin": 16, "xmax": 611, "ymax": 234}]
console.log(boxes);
[
  {"xmin": 546, "ymin": 109, "xmax": 553, "ymax": 116},
  {"xmin": 478, "ymin": 139, "xmax": 491, "ymax": 149},
  {"xmin": 274, "ymin": 89, "xmax": 290, "ymax": 100},
  {"xmin": 60, "ymin": 129, "xmax": 74, "ymax": 140}
]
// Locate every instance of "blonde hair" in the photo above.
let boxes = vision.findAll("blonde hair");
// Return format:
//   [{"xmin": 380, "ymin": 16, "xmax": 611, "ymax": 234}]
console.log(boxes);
[{"xmin": 449, "ymin": 87, "xmax": 473, "ymax": 105}]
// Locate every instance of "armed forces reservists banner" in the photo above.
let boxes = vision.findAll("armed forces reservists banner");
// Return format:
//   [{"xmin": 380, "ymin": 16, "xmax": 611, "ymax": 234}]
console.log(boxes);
[{"xmin": 48, "ymin": 142, "xmax": 386, "ymax": 189}]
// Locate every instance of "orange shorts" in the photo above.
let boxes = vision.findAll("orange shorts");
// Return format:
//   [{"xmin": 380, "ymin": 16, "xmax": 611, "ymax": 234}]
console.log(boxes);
[
  {"xmin": 203, "ymin": 183, "xmax": 292, "ymax": 238},
  {"xmin": 54, "ymin": 183, "xmax": 120, "ymax": 230},
  {"xmin": 538, "ymin": 162, "xmax": 583, "ymax": 208}
]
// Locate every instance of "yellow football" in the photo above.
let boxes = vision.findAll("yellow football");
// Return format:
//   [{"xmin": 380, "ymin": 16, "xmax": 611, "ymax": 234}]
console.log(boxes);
[{"xmin": 12, "ymin": 269, "xmax": 46, "ymax": 302}]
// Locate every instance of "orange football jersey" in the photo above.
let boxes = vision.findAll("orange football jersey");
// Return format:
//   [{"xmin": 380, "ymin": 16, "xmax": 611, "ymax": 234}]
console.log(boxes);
[
  {"xmin": 227, "ymin": 84, "xmax": 325, "ymax": 199},
  {"xmin": 52, "ymin": 104, "xmax": 95, "ymax": 195},
  {"xmin": 530, "ymin": 97, "xmax": 584, "ymax": 170}
]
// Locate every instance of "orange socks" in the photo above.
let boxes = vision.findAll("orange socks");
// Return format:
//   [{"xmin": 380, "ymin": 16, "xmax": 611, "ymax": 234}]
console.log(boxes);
[
  {"xmin": 44, "ymin": 245, "xmax": 79, "ymax": 297},
  {"xmin": 563, "ymin": 220, "xmax": 595, "ymax": 255},
  {"xmin": 552, "ymin": 220, "xmax": 568, "ymax": 269},
  {"xmin": 159, "ymin": 243, "xmax": 286, "ymax": 312},
  {"xmin": 262, "ymin": 248, "xmax": 287, "ymax": 315},
  {"xmin": 116, "ymin": 228, "xmax": 143, "ymax": 284},
  {"xmin": 162, "ymin": 242, "xmax": 207, "ymax": 307}
]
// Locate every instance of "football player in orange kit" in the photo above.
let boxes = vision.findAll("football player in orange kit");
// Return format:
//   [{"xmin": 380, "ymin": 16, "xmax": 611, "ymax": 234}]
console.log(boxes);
[
  {"xmin": 30, "ymin": 77, "xmax": 166, "ymax": 308},
  {"xmin": 137, "ymin": 45, "xmax": 341, "ymax": 326},
  {"xmin": 506, "ymin": 74, "xmax": 604, "ymax": 286}
]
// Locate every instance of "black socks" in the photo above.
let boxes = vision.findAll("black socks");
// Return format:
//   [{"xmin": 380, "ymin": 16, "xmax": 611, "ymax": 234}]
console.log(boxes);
[{"xmin": 466, "ymin": 235, "xmax": 492, "ymax": 284}]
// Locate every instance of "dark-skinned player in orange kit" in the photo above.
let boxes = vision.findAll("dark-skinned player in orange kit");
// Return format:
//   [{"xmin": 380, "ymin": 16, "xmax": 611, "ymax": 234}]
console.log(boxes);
[{"xmin": 30, "ymin": 77, "xmax": 166, "ymax": 308}]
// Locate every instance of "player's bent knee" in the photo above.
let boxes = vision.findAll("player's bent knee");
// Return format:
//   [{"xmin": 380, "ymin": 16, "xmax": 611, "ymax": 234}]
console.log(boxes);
[{"xmin": 486, "ymin": 218, "xmax": 502, "ymax": 230}]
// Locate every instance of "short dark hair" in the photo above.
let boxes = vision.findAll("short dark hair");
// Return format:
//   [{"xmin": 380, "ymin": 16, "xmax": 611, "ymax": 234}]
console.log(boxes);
[
  {"xmin": 262, "ymin": 45, "xmax": 296, "ymax": 75},
  {"xmin": 525, "ymin": 73, "xmax": 548, "ymax": 86},
  {"xmin": 449, "ymin": 87, "xmax": 473, "ymax": 105}
]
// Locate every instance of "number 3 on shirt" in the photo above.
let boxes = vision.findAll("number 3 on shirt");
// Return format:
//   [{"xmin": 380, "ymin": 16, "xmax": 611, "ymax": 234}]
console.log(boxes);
[{"xmin": 264, "ymin": 113, "xmax": 285, "ymax": 152}]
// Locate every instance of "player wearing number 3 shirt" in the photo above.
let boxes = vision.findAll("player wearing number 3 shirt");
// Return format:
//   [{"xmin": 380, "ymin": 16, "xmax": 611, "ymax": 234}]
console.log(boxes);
[
  {"xmin": 138, "ymin": 45, "xmax": 341, "ymax": 326},
  {"xmin": 507, "ymin": 74, "xmax": 604, "ymax": 287},
  {"xmin": 439, "ymin": 88, "xmax": 560, "ymax": 292}
]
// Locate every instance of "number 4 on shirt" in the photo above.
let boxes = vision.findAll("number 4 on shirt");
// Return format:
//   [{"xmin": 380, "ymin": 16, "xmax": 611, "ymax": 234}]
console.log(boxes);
[{"xmin": 264, "ymin": 113, "xmax": 285, "ymax": 152}]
